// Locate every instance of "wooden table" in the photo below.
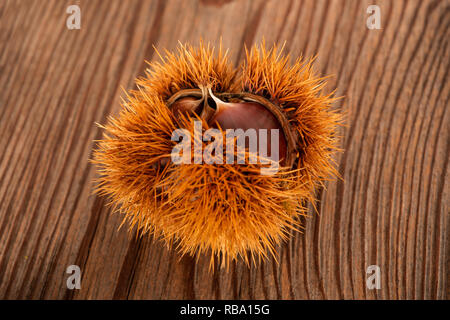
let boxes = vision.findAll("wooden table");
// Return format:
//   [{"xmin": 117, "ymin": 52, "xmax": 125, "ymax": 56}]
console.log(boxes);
[{"xmin": 0, "ymin": 0, "xmax": 448, "ymax": 300}]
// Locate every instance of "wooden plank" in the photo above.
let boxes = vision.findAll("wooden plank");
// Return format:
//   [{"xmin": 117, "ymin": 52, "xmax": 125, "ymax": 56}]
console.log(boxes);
[{"xmin": 0, "ymin": 0, "xmax": 448, "ymax": 299}]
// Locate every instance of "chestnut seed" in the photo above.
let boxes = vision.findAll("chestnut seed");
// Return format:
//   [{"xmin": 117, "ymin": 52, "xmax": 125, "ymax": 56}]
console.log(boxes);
[
  {"xmin": 171, "ymin": 97, "xmax": 203, "ymax": 118},
  {"xmin": 167, "ymin": 86, "xmax": 297, "ymax": 167},
  {"xmin": 208, "ymin": 100, "xmax": 287, "ymax": 163}
]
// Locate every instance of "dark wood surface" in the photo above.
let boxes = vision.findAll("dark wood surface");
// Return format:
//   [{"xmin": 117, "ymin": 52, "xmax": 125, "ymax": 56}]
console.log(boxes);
[{"xmin": 0, "ymin": 0, "xmax": 448, "ymax": 299}]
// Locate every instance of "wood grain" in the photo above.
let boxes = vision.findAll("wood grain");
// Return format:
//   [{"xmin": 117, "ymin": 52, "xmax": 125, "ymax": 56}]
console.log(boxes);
[{"xmin": 0, "ymin": 0, "xmax": 448, "ymax": 300}]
